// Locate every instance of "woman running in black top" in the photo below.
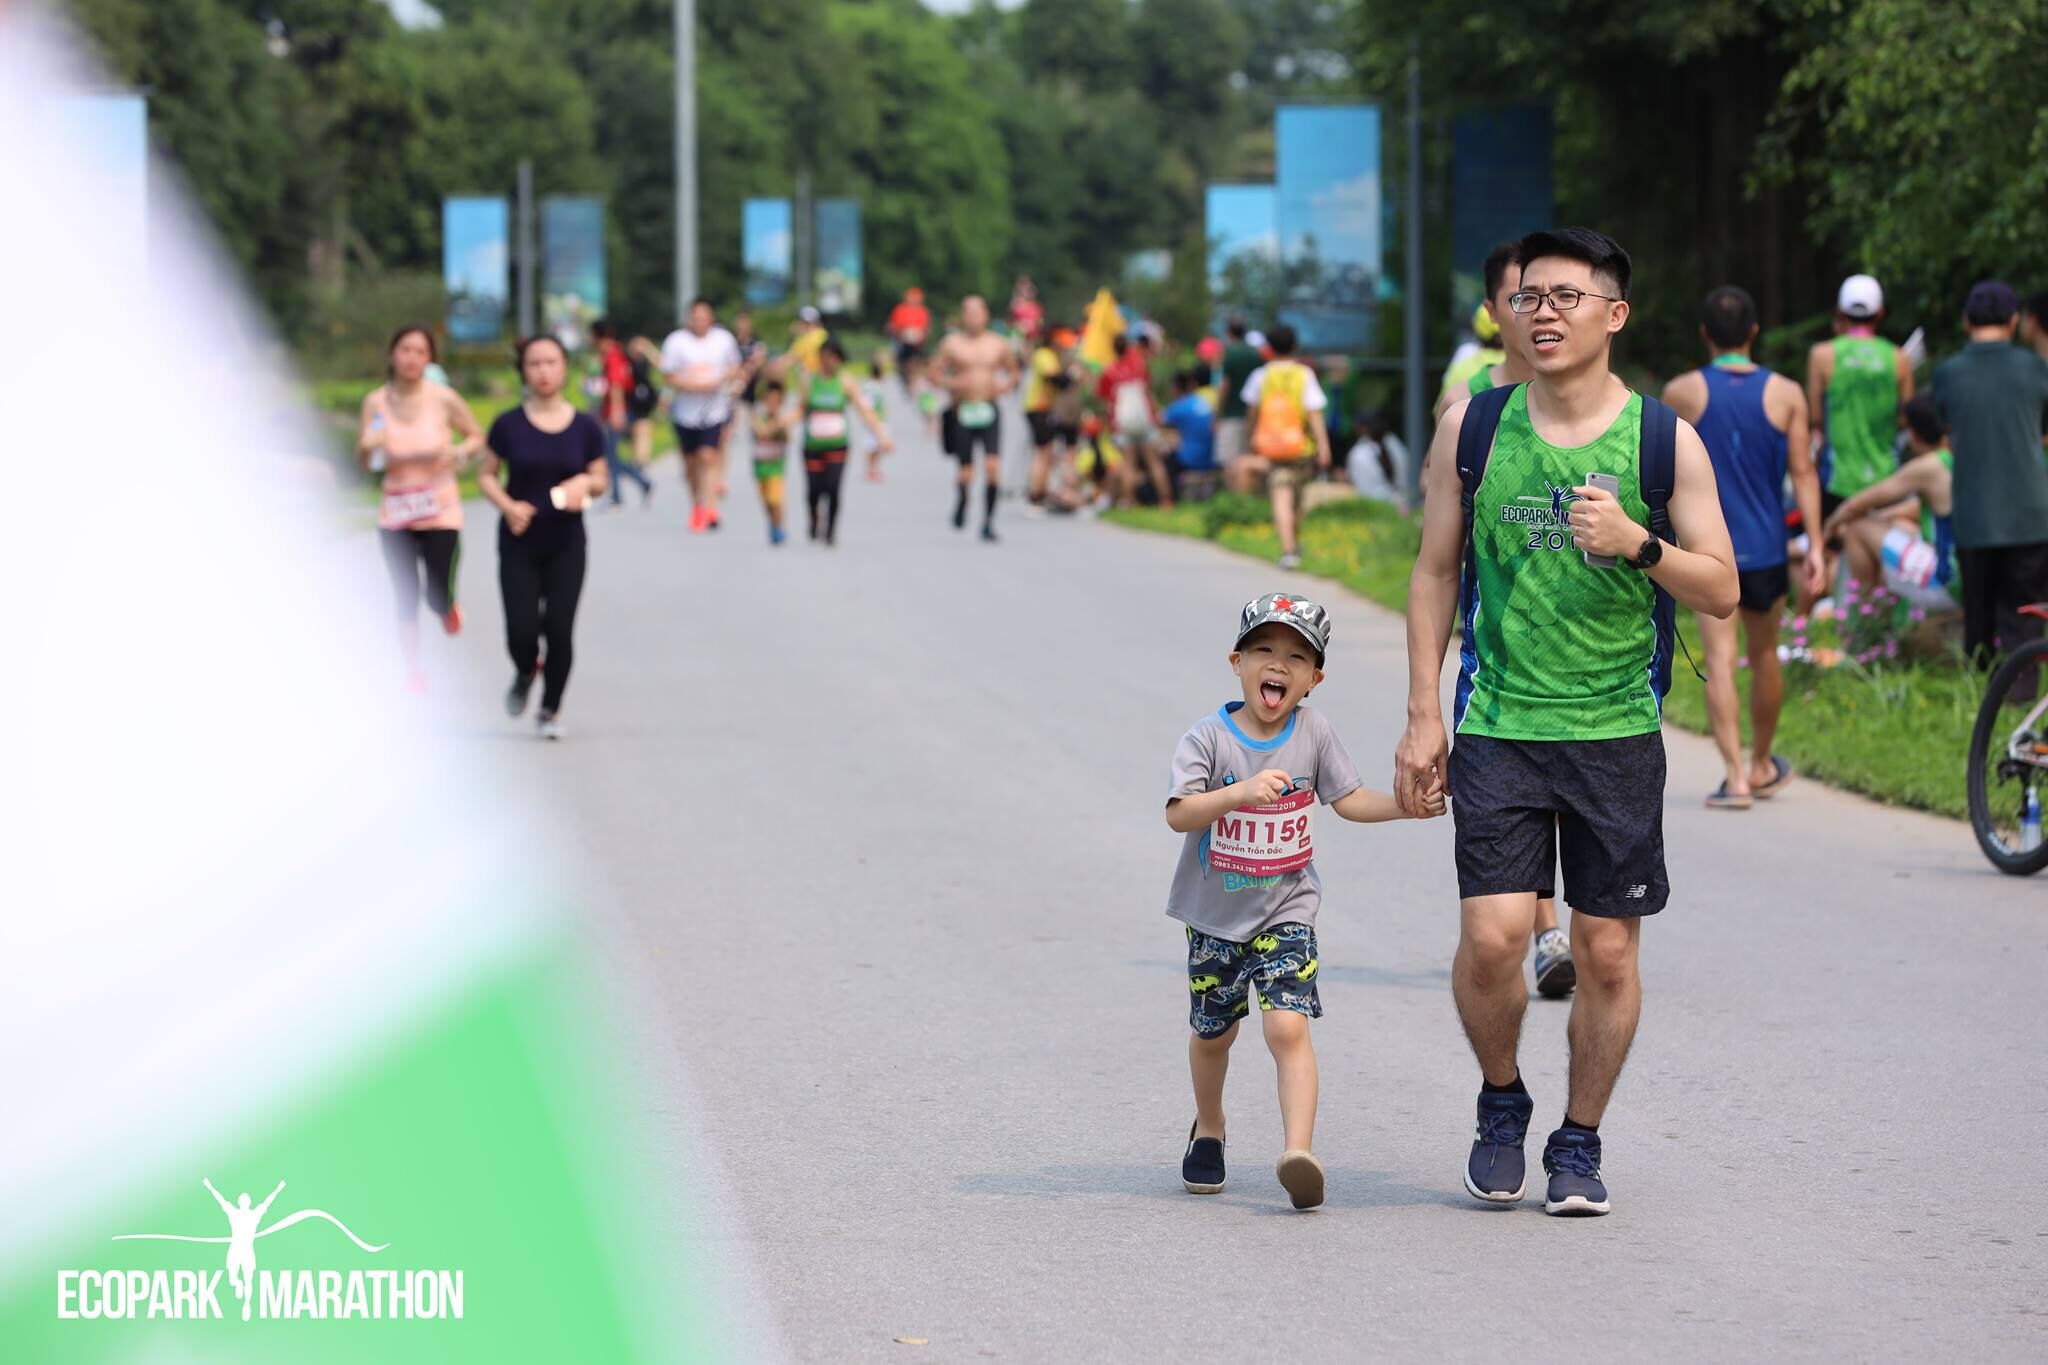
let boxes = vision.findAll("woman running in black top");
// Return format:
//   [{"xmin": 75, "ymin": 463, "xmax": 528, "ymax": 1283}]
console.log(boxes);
[{"xmin": 479, "ymin": 334, "xmax": 608, "ymax": 740}]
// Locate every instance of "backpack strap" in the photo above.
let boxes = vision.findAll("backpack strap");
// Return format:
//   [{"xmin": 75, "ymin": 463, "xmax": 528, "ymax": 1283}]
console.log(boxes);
[
  {"xmin": 1637, "ymin": 393, "xmax": 1679, "ymax": 545},
  {"xmin": 1453, "ymin": 383, "xmax": 1520, "ymax": 703},
  {"xmin": 1635, "ymin": 393, "xmax": 1682, "ymax": 697},
  {"xmin": 1455, "ymin": 382, "xmax": 1518, "ymax": 531}
]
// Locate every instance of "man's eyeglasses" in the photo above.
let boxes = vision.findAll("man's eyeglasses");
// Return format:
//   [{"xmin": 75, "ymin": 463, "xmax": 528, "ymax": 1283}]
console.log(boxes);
[{"xmin": 1507, "ymin": 287, "xmax": 1622, "ymax": 315}]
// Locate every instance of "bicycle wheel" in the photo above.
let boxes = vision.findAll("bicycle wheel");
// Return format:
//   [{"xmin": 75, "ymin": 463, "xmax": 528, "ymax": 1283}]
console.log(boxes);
[{"xmin": 1967, "ymin": 638, "xmax": 2048, "ymax": 876}]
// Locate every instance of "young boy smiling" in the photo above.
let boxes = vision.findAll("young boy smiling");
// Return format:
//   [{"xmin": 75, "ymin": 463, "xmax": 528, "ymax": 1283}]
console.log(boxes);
[{"xmin": 1166, "ymin": 593, "xmax": 1442, "ymax": 1209}]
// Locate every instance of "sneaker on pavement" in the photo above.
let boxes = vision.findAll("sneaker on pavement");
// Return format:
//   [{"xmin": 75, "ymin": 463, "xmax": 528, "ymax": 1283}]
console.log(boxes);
[
  {"xmin": 440, "ymin": 604, "xmax": 463, "ymax": 636},
  {"xmin": 981, "ymin": 525, "xmax": 999, "ymax": 543},
  {"xmin": 1279, "ymin": 552, "xmax": 1302, "ymax": 570},
  {"xmin": 1275, "ymin": 1149, "xmax": 1325, "ymax": 1210},
  {"xmin": 536, "ymin": 709, "xmax": 563, "ymax": 742},
  {"xmin": 1464, "ymin": 1087, "xmax": 1534, "ymax": 1203},
  {"xmin": 1533, "ymin": 927, "xmax": 1576, "ymax": 998},
  {"xmin": 1181, "ymin": 1122, "xmax": 1225, "ymax": 1194},
  {"xmin": 688, "ymin": 504, "xmax": 707, "ymax": 532},
  {"xmin": 505, "ymin": 671, "xmax": 536, "ymax": 718},
  {"xmin": 1542, "ymin": 1128, "xmax": 1611, "ymax": 1216},
  {"xmin": 769, "ymin": 526, "xmax": 787, "ymax": 546}
]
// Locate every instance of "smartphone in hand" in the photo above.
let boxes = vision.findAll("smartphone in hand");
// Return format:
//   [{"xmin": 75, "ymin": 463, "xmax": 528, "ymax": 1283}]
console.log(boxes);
[{"xmin": 1582, "ymin": 471, "xmax": 1620, "ymax": 568}]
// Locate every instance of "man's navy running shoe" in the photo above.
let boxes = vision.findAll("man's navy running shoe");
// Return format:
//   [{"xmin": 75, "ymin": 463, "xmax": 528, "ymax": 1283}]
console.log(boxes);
[
  {"xmin": 1542, "ymin": 1127, "xmax": 1611, "ymax": 1216},
  {"xmin": 1181, "ymin": 1121, "xmax": 1225, "ymax": 1194},
  {"xmin": 1464, "ymin": 1088, "xmax": 1533, "ymax": 1203}
]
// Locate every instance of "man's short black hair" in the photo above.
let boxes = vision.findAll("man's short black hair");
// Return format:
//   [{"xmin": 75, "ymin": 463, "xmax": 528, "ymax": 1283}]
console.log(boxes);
[
  {"xmin": 1482, "ymin": 241, "xmax": 1519, "ymax": 303},
  {"xmin": 1268, "ymin": 323, "xmax": 1299, "ymax": 356},
  {"xmin": 1700, "ymin": 286, "xmax": 1758, "ymax": 350},
  {"xmin": 1173, "ymin": 368, "xmax": 1196, "ymax": 393},
  {"xmin": 1966, "ymin": 279, "xmax": 2019, "ymax": 327},
  {"xmin": 1226, "ymin": 316, "xmax": 1248, "ymax": 340},
  {"xmin": 1190, "ymin": 361, "xmax": 1212, "ymax": 386},
  {"xmin": 2029, "ymin": 291, "xmax": 2048, "ymax": 323},
  {"xmin": 1514, "ymin": 227, "xmax": 1632, "ymax": 302},
  {"xmin": 1902, "ymin": 393, "xmax": 1945, "ymax": 447}
]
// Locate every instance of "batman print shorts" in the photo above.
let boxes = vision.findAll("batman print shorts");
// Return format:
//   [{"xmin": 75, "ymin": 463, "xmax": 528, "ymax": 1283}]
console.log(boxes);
[{"xmin": 1184, "ymin": 922, "xmax": 1322, "ymax": 1038}]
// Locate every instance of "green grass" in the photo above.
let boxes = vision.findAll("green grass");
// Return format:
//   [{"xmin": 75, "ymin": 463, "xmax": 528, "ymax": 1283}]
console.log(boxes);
[{"xmin": 1106, "ymin": 496, "xmax": 1976, "ymax": 820}]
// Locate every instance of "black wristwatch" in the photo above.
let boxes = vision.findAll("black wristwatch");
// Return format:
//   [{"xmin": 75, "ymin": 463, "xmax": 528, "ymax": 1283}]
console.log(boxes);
[{"xmin": 1628, "ymin": 536, "xmax": 1663, "ymax": 571}]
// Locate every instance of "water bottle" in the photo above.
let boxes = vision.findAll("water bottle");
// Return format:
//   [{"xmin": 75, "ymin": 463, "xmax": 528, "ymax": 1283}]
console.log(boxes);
[
  {"xmin": 367, "ymin": 411, "xmax": 387, "ymax": 474},
  {"xmin": 2024, "ymin": 788, "xmax": 2042, "ymax": 854}
]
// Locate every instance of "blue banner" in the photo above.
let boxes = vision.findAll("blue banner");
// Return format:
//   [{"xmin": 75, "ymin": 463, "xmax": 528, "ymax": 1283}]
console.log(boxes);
[
  {"xmin": 1451, "ymin": 105, "xmax": 1554, "ymax": 321},
  {"xmin": 443, "ymin": 197, "xmax": 509, "ymax": 344},
  {"xmin": 743, "ymin": 199, "xmax": 792, "ymax": 308},
  {"xmin": 541, "ymin": 196, "xmax": 607, "ymax": 351},
  {"xmin": 1205, "ymin": 184, "xmax": 1277, "ymax": 327},
  {"xmin": 813, "ymin": 199, "xmax": 862, "ymax": 315},
  {"xmin": 51, "ymin": 93, "xmax": 148, "ymax": 279},
  {"xmin": 1275, "ymin": 105, "xmax": 1381, "ymax": 353}
]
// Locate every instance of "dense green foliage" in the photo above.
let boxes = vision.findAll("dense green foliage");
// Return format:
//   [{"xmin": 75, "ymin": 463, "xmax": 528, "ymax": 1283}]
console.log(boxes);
[
  {"xmin": 63, "ymin": 0, "xmax": 1347, "ymax": 356},
  {"xmin": 61, "ymin": 0, "xmax": 2047, "ymax": 382}
]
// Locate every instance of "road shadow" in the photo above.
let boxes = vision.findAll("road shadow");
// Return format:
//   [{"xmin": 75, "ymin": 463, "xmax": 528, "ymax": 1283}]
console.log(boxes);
[
  {"xmin": 957, "ymin": 1162, "xmax": 1457, "ymax": 1210},
  {"xmin": 1129, "ymin": 959, "xmax": 1453, "ymax": 991}
]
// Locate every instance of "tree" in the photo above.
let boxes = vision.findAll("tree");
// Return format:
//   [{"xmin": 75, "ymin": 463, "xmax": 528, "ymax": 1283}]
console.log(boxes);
[
  {"xmin": 69, "ymin": 0, "xmax": 329, "ymax": 329},
  {"xmin": 1766, "ymin": 0, "xmax": 2048, "ymax": 344}
]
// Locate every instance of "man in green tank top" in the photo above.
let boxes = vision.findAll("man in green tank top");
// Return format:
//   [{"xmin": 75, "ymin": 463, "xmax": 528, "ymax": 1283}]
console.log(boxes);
[
  {"xmin": 1397, "ymin": 227, "xmax": 1738, "ymax": 1217},
  {"xmin": 1805, "ymin": 274, "xmax": 1915, "ymax": 530},
  {"xmin": 1434, "ymin": 245, "xmax": 1534, "ymax": 424}
]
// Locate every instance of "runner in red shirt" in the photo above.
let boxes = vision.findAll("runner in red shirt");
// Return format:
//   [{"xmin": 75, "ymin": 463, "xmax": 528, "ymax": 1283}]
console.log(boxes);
[
  {"xmin": 888, "ymin": 287, "xmax": 933, "ymax": 406},
  {"xmin": 591, "ymin": 320, "xmax": 651, "ymax": 508}
]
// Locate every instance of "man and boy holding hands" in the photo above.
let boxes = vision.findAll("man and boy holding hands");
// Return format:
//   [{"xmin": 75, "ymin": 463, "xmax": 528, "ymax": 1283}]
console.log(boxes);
[{"xmin": 1163, "ymin": 228, "xmax": 1739, "ymax": 1217}]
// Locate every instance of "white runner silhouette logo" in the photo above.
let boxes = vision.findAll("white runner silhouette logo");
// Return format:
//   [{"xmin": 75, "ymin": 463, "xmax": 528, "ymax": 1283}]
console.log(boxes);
[{"xmin": 110, "ymin": 1178, "xmax": 390, "ymax": 1321}]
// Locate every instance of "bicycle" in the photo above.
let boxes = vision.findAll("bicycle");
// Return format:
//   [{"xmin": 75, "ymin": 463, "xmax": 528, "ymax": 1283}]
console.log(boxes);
[{"xmin": 1967, "ymin": 604, "xmax": 2048, "ymax": 875}]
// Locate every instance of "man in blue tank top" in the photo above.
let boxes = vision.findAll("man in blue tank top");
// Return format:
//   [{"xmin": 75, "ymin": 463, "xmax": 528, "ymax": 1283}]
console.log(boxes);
[{"xmin": 1661, "ymin": 286, "xmax": 1825, "ymax": 809}]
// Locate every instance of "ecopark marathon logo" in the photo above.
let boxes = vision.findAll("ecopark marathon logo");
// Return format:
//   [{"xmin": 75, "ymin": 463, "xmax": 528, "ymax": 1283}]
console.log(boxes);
[{"xmin": 57, "ymin": 1177, "xmax": 463, "ymax": 1322}]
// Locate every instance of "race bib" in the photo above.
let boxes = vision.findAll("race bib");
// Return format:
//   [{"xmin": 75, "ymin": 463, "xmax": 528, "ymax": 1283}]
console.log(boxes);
[
  {"xmin": 380, "ymin": 486, "xmax": 441, "ymax": 526},
  {"xmin": 807, "ymin": 411, "xmax": 849, "ymax": 441},
  {"xmin": 958, "ymin": 400, "xmax": 996, "ymax": 429},
  {"xmin": 1207, "ymin": 786, "xmax": 1314, "ymax": 876}
]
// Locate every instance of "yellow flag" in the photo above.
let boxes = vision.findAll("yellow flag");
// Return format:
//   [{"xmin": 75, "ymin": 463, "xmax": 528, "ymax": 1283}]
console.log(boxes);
[{"xmin": 1080, "ymin": 288, "xmax": 1124, "ymax": 369}]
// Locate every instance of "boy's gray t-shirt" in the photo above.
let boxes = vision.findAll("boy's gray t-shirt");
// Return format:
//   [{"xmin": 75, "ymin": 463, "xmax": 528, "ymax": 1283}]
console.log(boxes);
[{"xmin": 1165, "ymin": 703, "xmax": 1363, "ymax": 941}]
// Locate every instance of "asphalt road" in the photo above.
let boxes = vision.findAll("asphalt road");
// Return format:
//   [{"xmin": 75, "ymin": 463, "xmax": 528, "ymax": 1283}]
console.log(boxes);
[{"xmin": 425, "ymin": 395, "xmax": 2048, "ymax": 1362}]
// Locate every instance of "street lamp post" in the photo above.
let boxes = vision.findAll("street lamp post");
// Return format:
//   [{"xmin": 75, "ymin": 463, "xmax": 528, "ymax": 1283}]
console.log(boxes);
[{"xmin": 674, "ymin": 0, "xmax": 698, "ymax": 311}]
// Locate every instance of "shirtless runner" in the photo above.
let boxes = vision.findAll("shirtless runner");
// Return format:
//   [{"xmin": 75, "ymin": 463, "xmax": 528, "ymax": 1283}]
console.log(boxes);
[{"xmin": 933, "ymin": 295, "xmax": 1019, "ymax": 542}]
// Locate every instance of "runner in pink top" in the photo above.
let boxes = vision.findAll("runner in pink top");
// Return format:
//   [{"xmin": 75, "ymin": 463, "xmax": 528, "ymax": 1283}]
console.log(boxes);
[{"xmin": 355, "ymin": 324, "xmax": 484, "ymax": 692}]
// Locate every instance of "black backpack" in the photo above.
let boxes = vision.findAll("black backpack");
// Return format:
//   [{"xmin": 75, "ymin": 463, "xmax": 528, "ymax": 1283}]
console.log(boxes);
[
  {"xmin": 629, "ymin": 354, "xmax": 656, "ymax": 411},
  {"xmin": 1454, "ymin": 383, "xmax": 1680, "ymax": 698}
]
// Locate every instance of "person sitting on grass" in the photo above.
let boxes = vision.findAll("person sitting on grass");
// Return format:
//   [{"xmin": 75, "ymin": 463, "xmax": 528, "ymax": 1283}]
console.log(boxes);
[
  {"xmin": 1160, "ymin": 368, "xmax": 1220, "ymax": 502},
  {"xmin": 1167, "ymin": 592, "xmax": 1442, "ymax": 1211},
  {"xmin": 1822, "ymin": 393, "xmax": 1958, "ymax": 617}
]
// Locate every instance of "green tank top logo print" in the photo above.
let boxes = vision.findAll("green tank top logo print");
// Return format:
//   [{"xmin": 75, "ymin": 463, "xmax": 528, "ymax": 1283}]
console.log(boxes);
[
  {"xmin": 804, "ymin": 374, "xmax": 850, "ymax": 451},
  {"xmin": 1824, "ymin": 334, "xmax": 1899, "ymax": 498},
  {"xmin": 1456, "ymin": 387, "xmax": 1662, "ymax": 742}
]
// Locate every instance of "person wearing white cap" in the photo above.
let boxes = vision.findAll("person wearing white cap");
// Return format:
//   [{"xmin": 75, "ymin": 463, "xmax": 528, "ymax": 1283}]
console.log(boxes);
[{"xmin": 1805, "ymin": 274, "xmax": 1915, "ymax": 547}]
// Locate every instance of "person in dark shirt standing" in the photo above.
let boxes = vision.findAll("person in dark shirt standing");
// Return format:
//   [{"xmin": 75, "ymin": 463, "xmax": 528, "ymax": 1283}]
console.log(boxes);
[
  {"xmin": 1216, "ymin": 317, "xmax": 1261, "ymax": 470},
  {"xmin": 1930, "ymin": 281, "xmax": 2048, "ymax": 675},
  {"xmin": 480, "ymin": 334, "xmax": 610, "ymax": 740}
]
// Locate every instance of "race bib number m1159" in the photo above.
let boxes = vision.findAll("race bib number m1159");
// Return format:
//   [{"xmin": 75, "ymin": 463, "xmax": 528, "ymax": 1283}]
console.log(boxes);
[{"xmin": 1208, "ymin": 786, "xmax": 1314, "ymax": 876}]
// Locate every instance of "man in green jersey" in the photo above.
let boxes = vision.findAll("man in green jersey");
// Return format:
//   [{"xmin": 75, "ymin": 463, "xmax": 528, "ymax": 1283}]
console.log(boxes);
[
  {"xmin": 1806, "ymin": 275, "xmax": 1914, "ymax": 532},
  {"xmin": 1397, "ymin": 227, "xmax": 1738, "ymax": 1217},
  {"xmin": 1436, "ymin": 242, "xmax": 1522, "ymax": 421}
]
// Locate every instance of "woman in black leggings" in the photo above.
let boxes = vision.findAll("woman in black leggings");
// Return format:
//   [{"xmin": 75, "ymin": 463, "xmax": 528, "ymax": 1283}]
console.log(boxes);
[{"xmin": 479, "ymin": 334, "xmax": 608, "ymax": 740}]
